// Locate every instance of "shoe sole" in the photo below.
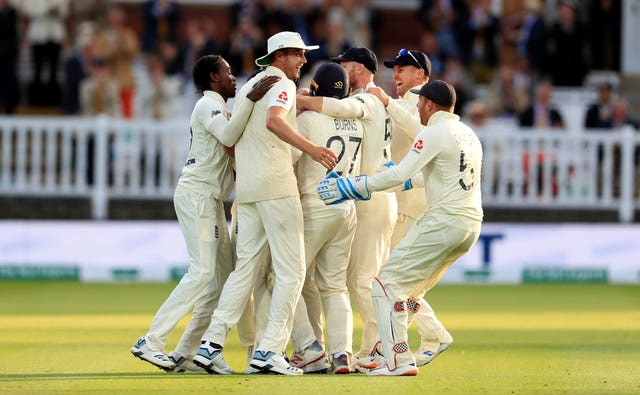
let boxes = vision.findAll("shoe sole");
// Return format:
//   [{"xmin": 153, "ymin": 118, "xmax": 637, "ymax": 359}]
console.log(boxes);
[
  {"xmin": 130, "ymin": 348, "xmax": 175, "ymax": 372},
  {"xmin": 367, "ymin": 367, "xmax": 419, "ymax": 376},
  {"xmin": 192, "ymin": 356, "xmax": 232, "ymax": 374},
  {"xmin": 333, "ymin": 367, "xmax": 351, "ymax": 374},
  {"xmin": 250, "ymin": 361, "xmax": 303, "ymax": 376},
  {"xmin": 290, "ymin": 352, "xmax": 327, "ymax": 369}
]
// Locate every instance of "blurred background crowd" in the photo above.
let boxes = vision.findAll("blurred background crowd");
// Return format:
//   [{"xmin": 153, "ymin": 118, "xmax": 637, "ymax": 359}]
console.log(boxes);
[{"xmin": 0, "ymin": 0, "xmax": 637, "ymax": 132}]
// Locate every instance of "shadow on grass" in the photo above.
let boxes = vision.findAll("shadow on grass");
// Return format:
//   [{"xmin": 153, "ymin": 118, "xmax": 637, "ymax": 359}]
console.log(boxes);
[{"xmin": 0, "ymin": 372, "xmax": 220, "ymax": 381}]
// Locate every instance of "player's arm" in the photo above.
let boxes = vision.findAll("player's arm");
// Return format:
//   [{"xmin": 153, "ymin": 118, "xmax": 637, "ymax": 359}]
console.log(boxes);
[
  {"xmin": 318, "ymin": 129, "xmax": 440, "ymax": 204},
  {"xmin": 367, "ymin": 87, "xmax": 421, "ymax": 139},
  {"xmin": 205, "ymin": 76, "xmax": 280, "ymax": 147},
  {"xmin": 297, "ymin": 95, "xmax": 365, "ymax": 118},
  {"xmin": 266, "ymin": 106, "xmax": 336, "ymax": 169}
]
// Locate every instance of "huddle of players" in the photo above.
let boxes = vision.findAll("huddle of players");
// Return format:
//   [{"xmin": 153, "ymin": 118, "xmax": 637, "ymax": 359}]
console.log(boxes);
[{"xmin": 130, "ymin": 31, "xmax": 462, "ymax": 376}]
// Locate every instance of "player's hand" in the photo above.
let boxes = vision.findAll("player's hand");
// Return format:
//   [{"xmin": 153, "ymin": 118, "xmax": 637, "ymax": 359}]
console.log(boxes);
[
  {"xmin": 317, "ymin": 171, "xmax": 371, "ymax": 205},
  {"xmin": 366, "ymin": 87, "xmax": 390, "ymax": 107},
  {"xmin": 247, "ymin": 75, "xmax": 280, "ymax": 102},
  {"xmin": 308, "ymin": 145, "xmax": 337, "ymax": 170}
]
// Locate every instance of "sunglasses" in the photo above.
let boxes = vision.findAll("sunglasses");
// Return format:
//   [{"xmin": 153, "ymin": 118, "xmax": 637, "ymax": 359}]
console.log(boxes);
[{"xmin": 398, "ymin": 48, "xmax": 422, "ymax": 69}]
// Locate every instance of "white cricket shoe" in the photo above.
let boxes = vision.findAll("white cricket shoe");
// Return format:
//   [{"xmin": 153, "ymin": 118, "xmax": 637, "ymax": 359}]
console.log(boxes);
[
  {"xmin": 250, "ymin": 349, "xmax": 303, "ymax": 375},
  {"xmin": 414, "ymin": 341, "xmax": 452, "ymax": 367},
  {"xmin": 192, "ymin": 341, "xmax": 234, "ymax": 374},
  {"xmin": 130, "ymin": 336, "xmax": 175, "ymax": 371},
  {"xmin": 168, "ymin": 352, "xmax": 207, "ymax": 373},
  {"xmin": 356, "ymin": 344, "xmax": 385, "ymax": 370},
  {"xmin": 289, "ymin": 340, "xmax": 327, "ymax": 372},
  {"xmin": 366, "ymin": 362, "xmax": 419, "ymax": 377}
]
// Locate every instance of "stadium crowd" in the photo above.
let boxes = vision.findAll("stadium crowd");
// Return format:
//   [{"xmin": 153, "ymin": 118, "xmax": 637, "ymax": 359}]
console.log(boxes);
[{"xmin": 0, "ymin": 0, "xmax": 637, "ymax": 130}]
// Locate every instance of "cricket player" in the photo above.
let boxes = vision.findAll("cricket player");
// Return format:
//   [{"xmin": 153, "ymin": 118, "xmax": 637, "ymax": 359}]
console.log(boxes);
[
  {"xmin": 289, "ymin": 62, "xmax": 363, "ymax": 374},
  {"xmin": 367, "ymin": 49, "xmax": 454, "ymax": 367},
  {"xmin": 317, "ymin": 80, "xmax": 483, "ymax": 376},
  {"xmin": 297, "ymin": 47, "xmax": 397, "ymax": 367},
  {"xmin": 130, "ymin": 55, "xmax": 278, "ymax": 372},
  {"xmin": 192, "ymin": 31, "xmax": 337, "ymax": 376}
]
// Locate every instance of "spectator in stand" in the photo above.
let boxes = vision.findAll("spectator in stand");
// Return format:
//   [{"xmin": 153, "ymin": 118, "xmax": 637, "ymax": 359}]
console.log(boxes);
[
  {"xmin": 464, "ymin": 0, "xmax": 500, "ymax": 84},
  {"xmin": 0, "ymin": 0, "xmax": 19, "ymax": 114},
  {"xmin": 227, "ymin": 17, "xmax": 265, "ymax": 77},
  {"xmin": 518, "ymin": 79, "xmax": 564, "ymax": 129},
  {"xmin": 587, "ymin": 0, "xmax": 621, "ymax": 71},
  {"xmin": 550, "ymin": 0, "xmax": 586, "ymax": 87},
  {"xmin": 518, "ymin": 79, "xmax": 564, "ymax": 197},
  {"xmin": 418, "ymin": 0, "xmax": 469, "ymax": 60},
  {"xmin": 20, "ymin": 0, "xmax": 69, "ymax": 107},
  {"xmin": 328, "ymin": 0, "xmax": 373, "ymax": 50},
  {"xmin": 418, "ymin": 29, "xmax": 445, "ymax": 78},
  {"xmin": 93, "ymin": 5, "xmax": 140, "ymax": 118},
  {"xmin": 181, "ymin": 17, "xmax": 225, "ymax": 75},
  {"xmin": 611, "ymin": 98, "xmax": 640, "ymax": 131},
  {"xmin": 443, "ymin": 56, "xmax": 475, "ymax": 116},
  {"xmin": 79, "ymin": 57, "xmax": 119, "ymax": 117},
  {"xmin": 485, "ymin": 63, "xmax": 530, "ymax": 118},
  {"xmin": 517, "ymin": 0, "xmax": 549, "ymax": 80},
  {"xmin": 61, "ymin": 21, "xmax": 95, "ymax": 114},
  {"xmin": 464, "ymin": 100, "xmax": 489, "ymax": 128},
  {"xmin": 137, "ymin": 52, "xmax": 180, "ymax": 119},
  {"xmin": 585, "ymin": 82, "xmax": 615, "ymax": 129},
  {"xmin": 141, "ymin": 0, "xmax": 181, "ymax": 54},
  {"xmin": 70, "ymin": 0, "xmax": 111, "ymax": 34}
]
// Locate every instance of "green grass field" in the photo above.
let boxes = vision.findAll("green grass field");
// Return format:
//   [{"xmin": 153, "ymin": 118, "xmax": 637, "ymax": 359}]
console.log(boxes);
[{"xmin": 0, "ymin": 282, "xmax": 638, "ymax": 394}]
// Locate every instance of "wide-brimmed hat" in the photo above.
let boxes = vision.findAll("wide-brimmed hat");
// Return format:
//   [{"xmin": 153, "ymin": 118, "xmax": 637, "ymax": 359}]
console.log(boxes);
[{"xmin": 255, "ymin": 31, "xmax": 319, "ymax": 67}]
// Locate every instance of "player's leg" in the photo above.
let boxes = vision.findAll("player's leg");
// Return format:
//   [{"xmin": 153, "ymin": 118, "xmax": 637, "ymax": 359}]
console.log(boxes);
[
  {"xmin": 170, "ymin": 197, "xmax": 233, "ymax": 372},
  {"xmin": 249, "ymin": 197, "xmax": 306, "ymax": 375},
  {"xmin": 132, "ymin": 191, "xmax": 222, "ymax": 370},
  {"xmin": 369, "ymin": 213, "xmax": 480, "ymax": 376},
  {"xmin": 389, "ymin": 213, "xmax": 413, "ymax": 252},
  {"xmin": 193, "ymin": 202, "xmax": 268, "ymax": 374},
  {"xmin": 348, "ymin": 193, "xmax": 397, "ymax": 359}
]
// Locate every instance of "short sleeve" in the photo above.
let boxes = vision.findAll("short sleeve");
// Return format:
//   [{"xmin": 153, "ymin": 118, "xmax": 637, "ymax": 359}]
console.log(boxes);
[{"xmin": 266, "ymin": 79, "xmax": 296, "ymax": 113}]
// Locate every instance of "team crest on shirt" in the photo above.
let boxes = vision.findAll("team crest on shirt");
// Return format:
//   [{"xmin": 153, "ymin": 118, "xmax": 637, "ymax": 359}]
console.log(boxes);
[
  {"xmin": 411, "ymin": 139, "xmax": 424, "ymax": 153},
  {"xmin": 276, "ymin": 91, "xmax": 288, "ymax": 105}
]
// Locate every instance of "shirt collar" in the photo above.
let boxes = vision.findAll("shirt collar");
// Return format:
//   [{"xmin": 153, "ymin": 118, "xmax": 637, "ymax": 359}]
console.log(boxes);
[
  {"xmin": 265, "ymin": 65, "xmax": 288, "ymax": 79},
  {"xmin": 351, "ymin": 81, "xmax": 376, "ymax": 96},
  {"xmin": 426, "ymin": 110, "xmax": 459, "ymax": 127}
]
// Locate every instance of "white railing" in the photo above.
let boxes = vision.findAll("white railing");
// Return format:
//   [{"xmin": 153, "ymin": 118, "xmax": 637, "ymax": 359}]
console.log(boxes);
[{"xmin": 0, "ymin": 116, "xmax": 639, "ymax": 221}]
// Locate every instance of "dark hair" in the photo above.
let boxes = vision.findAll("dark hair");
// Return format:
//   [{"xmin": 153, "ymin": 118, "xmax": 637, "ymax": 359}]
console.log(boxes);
[{"xmin": 192, "ymin": 55, "xmax": 222, "ymax": 93}]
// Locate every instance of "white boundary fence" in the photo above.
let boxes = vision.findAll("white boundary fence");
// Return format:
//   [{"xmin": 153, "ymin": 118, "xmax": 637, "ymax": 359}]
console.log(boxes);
[{"xmin": 0, "ymin": 116, "xmax": 639, "ymax": 221}]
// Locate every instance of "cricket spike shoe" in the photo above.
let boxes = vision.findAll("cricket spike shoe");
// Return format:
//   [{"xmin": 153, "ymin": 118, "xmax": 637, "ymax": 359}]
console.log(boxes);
[
  {"xmin": 289, "ymin": 340, "xmax": 327, "ymax": 372},
  {"xmin": 130, "ymin": 336, "xmax": 176, "ymax": 371},
  {"xmin": 366, "ymin": 362, "xmax": 419, "ymax": 377},
  {"xmin": 414, "ymin": 341, "xmax": 452, "ymax": 367},
  {"xmin": 250, "ymin": 350, "xmax": 303, "ymax": 375},
  {"xmin": 192, "ymin": 341, "xmax": 234, "ymax": 374},
  {"xmin": 357, "ymin": 342, "xmax": 385, "ymax": 370},
  {"xmin": 168, "ymin": 352, "xmax": 207, "ymax": 373},
  {"xmin": 331, "ymin": 353, "xmax": 351, "ymax": 374}
]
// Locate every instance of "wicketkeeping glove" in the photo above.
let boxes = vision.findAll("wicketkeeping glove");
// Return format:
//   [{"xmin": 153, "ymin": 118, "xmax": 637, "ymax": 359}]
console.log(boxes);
[{"xmin": 317, "ymin": 171, "xmax": 371, "ymax": 205}]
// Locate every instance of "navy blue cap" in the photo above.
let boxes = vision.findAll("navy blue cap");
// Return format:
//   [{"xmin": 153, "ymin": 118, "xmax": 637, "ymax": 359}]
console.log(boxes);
[
  {"xmin": 332, "ymin": 47, "xmax": 378, "ymax": 74},
  {"xmin": 410, "ymin": 80, "xmax": 456, "ymax": 107}
]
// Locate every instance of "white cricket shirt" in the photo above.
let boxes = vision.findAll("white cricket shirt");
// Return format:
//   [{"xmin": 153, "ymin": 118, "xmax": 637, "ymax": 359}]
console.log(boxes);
[
  {"xmin": 388, "ymin": 86, "xmax": 426, "ymax": 219},
  {"xmin": 233, "ymin": 66, "xmax": 300, "ymax": 203},
  {"xmin": 177, "ymin": 90, "xmax": 235, "ymax": 200},
  {"xmin": 296, "ymin": 111, "xmax": 364, "ymax": 198},
  {"xmin": 369, "ymin": 111, "xmax": 483, "ymax": 221}
]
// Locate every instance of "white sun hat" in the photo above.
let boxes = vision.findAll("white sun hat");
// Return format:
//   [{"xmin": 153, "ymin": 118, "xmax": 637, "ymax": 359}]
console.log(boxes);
[{"xmin": 255, "ymin": 31, "xmax": 319, "ymax": 67}]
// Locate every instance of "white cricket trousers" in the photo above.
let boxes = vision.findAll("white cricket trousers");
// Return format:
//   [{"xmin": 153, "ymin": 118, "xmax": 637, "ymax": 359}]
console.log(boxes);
[
  {"xmin": 146, "ymin": 190, "xmax": 233, "ymax": 358},
  {"xmin": 349, "ymin": 192, "xmax": 397, "ymax": 357},
  {"xmin": 372, "ymin": 212, "xmax": 481, "ymax": 370},
  {"xmin": 202, "ymin": 196, "xmax": 306, "ymax": 354},
  {"xmin": 291, "ymin": 198, "xmax": 357, "ymax": 355},
  {"xmin": 391, "ymin": 213, "xmax": 453, "ymax": 354}
]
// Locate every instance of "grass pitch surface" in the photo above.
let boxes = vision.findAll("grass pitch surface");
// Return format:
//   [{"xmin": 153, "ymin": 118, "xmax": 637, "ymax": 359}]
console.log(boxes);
[{"xmin": 0, "ymin": 282, "xmax": 638, "ymax": 394}]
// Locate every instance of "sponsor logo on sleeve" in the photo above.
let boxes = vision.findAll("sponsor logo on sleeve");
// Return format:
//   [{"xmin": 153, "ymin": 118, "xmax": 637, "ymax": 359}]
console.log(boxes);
[
  {"xmin": 411, "ymin": 139, "xmax": 424, "ymax": 153},
  {"xmin": 211, "ymin": 109, "xmax": 221, "ymax": 117},
  {"xmin": 276, "ymin": 91, "xmax": 289, "ymax": 105}
]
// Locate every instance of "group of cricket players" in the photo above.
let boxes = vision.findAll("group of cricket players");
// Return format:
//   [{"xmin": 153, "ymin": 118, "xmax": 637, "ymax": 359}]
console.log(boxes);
[{"xmin": 130, "ymin": 30, "xmax": 484, "ymax": 377}]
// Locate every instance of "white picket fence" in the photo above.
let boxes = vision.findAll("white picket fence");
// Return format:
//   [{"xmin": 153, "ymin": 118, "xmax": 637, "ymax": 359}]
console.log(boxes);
[{"xmin": 0, "ymin": 116, "xmax": 639, "ymax": 221}]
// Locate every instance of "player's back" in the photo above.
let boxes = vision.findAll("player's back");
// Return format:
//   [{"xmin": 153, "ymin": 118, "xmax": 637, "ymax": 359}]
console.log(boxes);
[
  {"xmin": 421, "ymin": 116, "xmax": 483, "ymax": 221},
  {"xmin": 296, "ymin": 110, "xmax": 364, "ymax": 198},
  {"xmin": 349, "ymin": 91, "xmax": 392, "ymax": 175}
]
